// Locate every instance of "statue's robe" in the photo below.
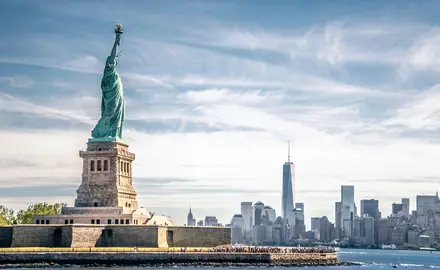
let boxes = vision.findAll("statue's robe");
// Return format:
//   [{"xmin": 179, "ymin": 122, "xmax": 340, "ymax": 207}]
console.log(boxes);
[{"xmin": 91, "ymin": 56, "xmax": 125, "ymax": 139}]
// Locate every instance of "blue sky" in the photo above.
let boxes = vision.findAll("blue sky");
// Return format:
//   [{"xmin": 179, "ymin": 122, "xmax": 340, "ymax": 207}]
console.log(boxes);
[{"xmin": 2, "ymin": 0, "xmax": 440, "ymax": 227}]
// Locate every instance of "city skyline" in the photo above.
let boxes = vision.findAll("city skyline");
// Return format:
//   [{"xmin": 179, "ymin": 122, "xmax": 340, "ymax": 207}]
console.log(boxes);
[
  {"xmin": 225, "ymin": 186, "xmax": 440, "ymax": 246},
  {"xmin": 2, "ymin": 1, "xmax": 440, "ymax": 226},
  {"xmin": 191, "ymin": 183, "xmax": 435, "ymax": 230}
]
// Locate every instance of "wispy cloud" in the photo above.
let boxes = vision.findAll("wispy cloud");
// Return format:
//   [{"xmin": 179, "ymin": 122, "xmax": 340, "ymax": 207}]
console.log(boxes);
[
  {"xmin": 349, "ymin": 177, "xmax": 440, "ymax": 184},
  {"xmin": 0, "ymin": 76, "xmax": 35, "ymax": 88},
  {"xmin": 384, "ymin": 85, "xmax": 440, "ymax": 131},
  {"xmin": 0, "ymin": 93, "xmax": 94, "ymax": 125},
  {"xmin": 180, "ymin": 88, "xmax": 280, "ymax": 105},
  {"xmin": 181, "ymin": 21, "xmax": 413, "ymax": 66}
]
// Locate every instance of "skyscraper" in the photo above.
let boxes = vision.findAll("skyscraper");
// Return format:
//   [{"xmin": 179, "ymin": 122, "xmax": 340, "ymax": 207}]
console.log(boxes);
[
  {"xmin": 253, "ymin": 201, "xmax": 265, "ymax": 226},
  {"xmin": 335, "ymin": 202, "xmax": 342, "ymax": 228},
  {"xmin": 295, "ymin": 202, "xmax": 305, "ymax": 226},
  {"xmin": 341, "ymin": 185, "xmax": 355, "ymax": 237},
  {"xmin": 335, "ymin": 201, "xmax": 342, "ymax": 239},
  {"xmin": 293, "ymin": 206, "xmax": 305, "ymax": 238},
  {"xmin": 231, "ymin": 214, "xmax": 245, "ymax": 229},
  {"xmin": 392, "ymin": 203, "xmax": 403, "ymax": 215},
  {"xmin": 204, "ymin": 216, "xmax": 218, "ymax": 226},
  {"xmin": 231, "ymin": 214, "xmax": 245, "ymax": 244},
  {"xmin": 311, "ymin": 217, "xmax": 321, "ymax": 231},
  {"xmin": 241, "ymin": 202, "xmax": 253, "ymax": 241},
  {"xmin": 186, "ymin": 206, "xmax": 195, "ymax": 226},
  {"xmin": 262, "ymin": 206, "xmax": 276, "ymax": 223},
  {"xmin": 360, "ymin": 199, "xmax": 379, "ymax": 219},
  {"xmin": 416, "ymin": 194, "xmax": 438, "ymax": 215},
  {"xmin": 401, "ymin": 198, "xmax": 410, "ymax": 216},
  {"xmin": 282, "ymin": 141, "xmax": 295, "ymax": 224},
  {"xmin": 241, "ymin": 202, "xmax": 253, "ymax": 232},
  {"xmin": 363, "ymin": 217, "xmax": 375, "ymax": 245}
]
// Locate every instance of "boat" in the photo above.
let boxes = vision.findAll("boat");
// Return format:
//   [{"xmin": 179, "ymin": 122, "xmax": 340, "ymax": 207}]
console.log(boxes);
[
  {"xmin": 419, "ymin": 247, "xmax": 436, "ymax": 251},
  {"xmin": 381, "ymin": 244, "xmax": 397, "ymax": 250}
]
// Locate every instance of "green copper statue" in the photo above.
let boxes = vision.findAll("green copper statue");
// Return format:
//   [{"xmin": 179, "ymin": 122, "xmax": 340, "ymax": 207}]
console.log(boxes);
[{"xmin": 90, "ymin": 24, "xmax": 125, "ymax": 141}]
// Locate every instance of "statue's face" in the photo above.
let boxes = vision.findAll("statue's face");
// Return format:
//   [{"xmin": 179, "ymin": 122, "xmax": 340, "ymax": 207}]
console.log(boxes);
[{"xmin": 106, "ymin": 56, "xmax": 118, "ymax": 67}]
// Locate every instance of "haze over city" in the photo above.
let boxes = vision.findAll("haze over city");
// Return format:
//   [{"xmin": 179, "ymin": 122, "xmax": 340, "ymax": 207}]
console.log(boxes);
[{"xmin": 2, "ymin": 0, "xmax": 440, "ymax": 227}]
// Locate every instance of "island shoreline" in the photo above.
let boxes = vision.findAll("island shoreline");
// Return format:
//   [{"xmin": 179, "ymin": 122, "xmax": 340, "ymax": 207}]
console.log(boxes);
[
  {"xmin": 0, "ymin": 251, "xmax": 358, "ymax": 268},
  {"xmin": 0, "ymin": 262, "xmax": 360, "ymax": 269}
]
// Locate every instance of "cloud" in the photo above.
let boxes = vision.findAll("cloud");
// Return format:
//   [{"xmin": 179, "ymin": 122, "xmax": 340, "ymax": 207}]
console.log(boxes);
[
  {"xmin": 180, "ymin": 88, "xmax": 280, "ymax": 105},
  {"xmin": 349, "ymin": 177, "xmax": 440, "ymax": 184},
  {"xmin": 127, "ymin": 39, "xmax": 395, "ymax": 97},
  {"xmin": 0, "ymin": 93, "xmax": 94, "ymax": 126},
  {"xmin": 400, "ymin": 29, "xmax": 440, "ymax": 73},
  {"xmin": 0, "ymin": 185, "xmax": 77, "ymax": 198},
  {"xmin": 384, "ymin": 85, "xmax": 440, "ymax": 131},
  {"xmin": 63, "ymin": 55, "xmax": 102, "ymax": 74},
  {"xmin": 0, "ymin": 159, "xmax": 39, "ymax": 168},
  {"xmin": 0, "ymin": 55, "xmax": 102, "ymax": 75},
  {"xmin": 181, "ymin": 21, "xmax": 409, "ymax": 67},
  {"xmin": 123, "ymin": 73, "xmax": 175, "ymax": 89},
  {"xmin": 135, "ymin": 177, "xmax": 196, "ymax": 185},
  {"xmin": 0, "ymin": 76, "xmax": 35, "ymax": 88}
]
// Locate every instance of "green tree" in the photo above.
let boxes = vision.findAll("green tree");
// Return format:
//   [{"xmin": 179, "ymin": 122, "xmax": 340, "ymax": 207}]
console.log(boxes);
[
  {"xmin": 0, "ymin": 216, "xmax": 8, "ymax": 225},
  {"xmin": 0, "ymin": 205, "xmax": 15, "ymax": 225},
  {"xmin": 16, "ymin": 203, "xmax": 66, "ymax": 224}
]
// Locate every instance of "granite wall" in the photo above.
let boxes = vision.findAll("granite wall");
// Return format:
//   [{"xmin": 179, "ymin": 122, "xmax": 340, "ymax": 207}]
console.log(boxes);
[
  {"xmin": 157, "ymin": 226, "xmax": 168, "ymax": 247},
  {"xmin": 71, "ymin": 226, "xmax": 103, "ymax": 248},
  {"xmin": 167, "ymin": 226, "xmax": 231, "ymax": 247},
  {"xmin": 11, "ymin": 226, "xmax": 68, "ymax": 247},
  {"xmin": 0, "ymin": 226, "xmax": 12, "ymax": 247},
  {"xmin": 61, "ymin": 226, "xmax": 73, "ymax": 247},
  {"xmin": 3, "ymin": 225, "xmax": 230, "ymax": 248},
  {"xmin": 100, "ymin": 226, "xmax": 158, "ymax": 247}
]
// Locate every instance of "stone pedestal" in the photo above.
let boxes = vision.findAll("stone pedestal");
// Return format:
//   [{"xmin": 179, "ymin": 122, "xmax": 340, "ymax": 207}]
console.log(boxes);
[{"xmin": 75, "ymin": 141, "xmax": 138, "ymax": 214}]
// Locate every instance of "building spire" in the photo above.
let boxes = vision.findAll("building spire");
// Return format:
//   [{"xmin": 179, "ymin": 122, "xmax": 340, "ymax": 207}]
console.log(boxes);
[
  {"xmin": 189, "ymin": 204, "xmax": 192, "ymax": 213},
  {"xmin": 288, "ymin": 140, "xmax": 291, "ymax": 162}
]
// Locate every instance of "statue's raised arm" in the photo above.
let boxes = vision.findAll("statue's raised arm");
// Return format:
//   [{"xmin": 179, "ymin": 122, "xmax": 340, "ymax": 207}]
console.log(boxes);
[
  {"xmin": 107, "ymin": 24, "xmax": 123, "ymax": 68},
  {"xmin": 90, "ymin": 24, "xmax": 126, "ymax": 142}
]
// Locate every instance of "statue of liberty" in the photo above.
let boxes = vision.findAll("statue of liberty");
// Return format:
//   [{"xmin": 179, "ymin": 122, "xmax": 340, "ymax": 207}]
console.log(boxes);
[{"xmin": 90, "ymin": 24, "xmax": 125, "ymax": 142}]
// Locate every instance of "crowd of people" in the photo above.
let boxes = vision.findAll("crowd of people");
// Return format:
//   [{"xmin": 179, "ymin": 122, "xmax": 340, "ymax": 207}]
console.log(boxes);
[{"xmin": 176, "ymin": 246, "xmax": 337, "ymax": 253}]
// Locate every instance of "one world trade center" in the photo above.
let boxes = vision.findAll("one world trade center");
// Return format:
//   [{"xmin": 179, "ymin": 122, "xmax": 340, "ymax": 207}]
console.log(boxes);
[{"xmin": 282, "ymin": 141, "xmax": 295, "ymax": 224}]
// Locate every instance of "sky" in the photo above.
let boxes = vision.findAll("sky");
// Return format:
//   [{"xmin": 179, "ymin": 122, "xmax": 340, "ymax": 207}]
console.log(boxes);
[{"xmin": 1, "ymin": 0, "xmax": 440, "ymax": 228}]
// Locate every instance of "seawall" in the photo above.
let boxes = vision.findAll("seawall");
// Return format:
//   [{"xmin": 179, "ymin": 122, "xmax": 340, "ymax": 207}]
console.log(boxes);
[
  {"xmin": 0, "ymin": 252, "xmax": 340, "ymax": 267},
  {"xmin": 1, "ymin": 225, "xmax": 230, "ymax": 248}
]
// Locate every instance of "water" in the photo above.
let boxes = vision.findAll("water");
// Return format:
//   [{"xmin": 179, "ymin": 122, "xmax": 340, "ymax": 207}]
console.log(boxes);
[
  {"xmin": 338, "ymin": 248, "xmax": 440, "ymax": 269},
  {"xmin": 3, "ymin": 249, "xmax": 440, "ymax": 269}
]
